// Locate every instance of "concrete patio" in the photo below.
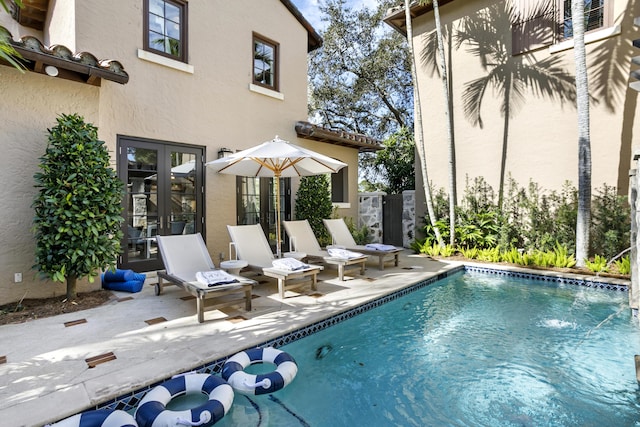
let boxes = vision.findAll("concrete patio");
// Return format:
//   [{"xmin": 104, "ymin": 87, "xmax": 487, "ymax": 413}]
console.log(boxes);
[{"xmin": 0, "ymin": 252, "xmax": 460, "ymax": 427}]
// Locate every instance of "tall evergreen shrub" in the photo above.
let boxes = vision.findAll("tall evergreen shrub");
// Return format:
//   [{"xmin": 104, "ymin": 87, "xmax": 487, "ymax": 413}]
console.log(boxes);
[
  {"xmin": 33, "ymin": 114, "xmax": 124, "ymax": 300},
  {"xmin": 295, "ymin": 175, "xmax": 334, "ymax": 245}
]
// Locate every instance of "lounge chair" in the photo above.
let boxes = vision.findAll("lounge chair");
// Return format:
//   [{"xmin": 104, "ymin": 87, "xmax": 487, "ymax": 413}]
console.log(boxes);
[
  {"xmin": 155, "ymin": 233, "xmax": 255, "ymax": 323},
  {"xmin": 227, "ymin": 224, "xmax": 323, "ymax": 298},
  {"xmin": 283, "ymin": 220, "xmax": 367, "ymax": 281},
  {"xmin": 323, "ymin": 218, "xmax": 401, "ymax": 270}
]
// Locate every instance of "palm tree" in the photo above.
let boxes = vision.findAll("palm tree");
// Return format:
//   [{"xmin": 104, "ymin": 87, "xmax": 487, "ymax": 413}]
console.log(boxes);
[
  {"xmin": 404, "ymin": 0, "xmax": 444, "ymax": 247},
  {"xmin": 571, "ymin": 0, "xmax": 591, "ymax": 267},
  {"xmin": 455, "ymin": 1, "xmax": 577, "ymax": 208},
  {"xmin": 418, "ymin": 0, "xmax": 456, "ymax": 246}
]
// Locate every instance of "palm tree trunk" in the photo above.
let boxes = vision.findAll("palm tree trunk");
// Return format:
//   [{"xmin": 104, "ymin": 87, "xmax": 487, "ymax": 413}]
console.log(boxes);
[
  {"xmin": 405, "ymin": 0, "xmax": 444, "ymax": 247},
  {"xmin": 498, "ymin": 75, "xmax": 512, "ymax": 210},
  {"xmin": 432, "ymin": 0, "xmax": 457, "ymax": 246},
  {"xmin": 572, "ymin": 0, "xmax": 591, "ymax": 267}
]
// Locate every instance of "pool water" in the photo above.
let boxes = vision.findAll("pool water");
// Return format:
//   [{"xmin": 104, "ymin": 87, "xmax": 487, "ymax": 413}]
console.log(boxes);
[{"xmin": 214, "ymin": 272, "xmax": 640, "ymax": 426}]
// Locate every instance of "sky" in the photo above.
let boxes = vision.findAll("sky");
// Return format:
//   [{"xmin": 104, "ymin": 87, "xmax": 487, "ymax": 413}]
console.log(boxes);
[{"xmin": 290, "ymin": 0, "xmax": 381, "ymax": 31}]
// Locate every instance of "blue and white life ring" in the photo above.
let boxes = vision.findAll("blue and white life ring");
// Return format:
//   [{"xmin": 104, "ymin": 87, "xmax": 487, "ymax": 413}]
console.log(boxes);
[
  {"xmin": 221, "ymin": 347, "xmax": 298, "ymax": 395},
  {"xmin": 135, "ymin": 373, "xmax": 233, "ymax": 427},
  {"xmin": 46, "ymin": 409, "xmax": 137, "ymax": 427}
]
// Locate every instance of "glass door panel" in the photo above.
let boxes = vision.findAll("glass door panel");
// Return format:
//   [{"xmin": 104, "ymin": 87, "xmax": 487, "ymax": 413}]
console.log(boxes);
[
  {"xmin": 237, "ymin": 176, "xmax": 290, "ymax": 253},
  {"xmin": 125, "ymin": 145, "xmax": 160, "ymax": 267},
  {"xmin": 170, "ymin": 150, "xmax": 197, "ymax": 235},
  {"xmin": 119, "ymin": 137, "xmax": 204, "ymax": 271}
]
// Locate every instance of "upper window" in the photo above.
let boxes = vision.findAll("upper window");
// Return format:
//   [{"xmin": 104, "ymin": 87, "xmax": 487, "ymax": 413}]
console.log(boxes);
[
  {"xmin": 331, "ymin": 168, "xmax": 348, "ymax": 204},
  {"xmin": 253, "ymin": 33, "xmax": 279, "ymax": 91},
  {"xmin": 144, "ymin": 0, "xmax": 188, "ymax": 63},
  {"xmin": 511, "ymin": 0, "xmax": 610, "ymax": 54},
  {"xmin": 559, "ymin": 0, "xmax": 608, "ymax": 40}
]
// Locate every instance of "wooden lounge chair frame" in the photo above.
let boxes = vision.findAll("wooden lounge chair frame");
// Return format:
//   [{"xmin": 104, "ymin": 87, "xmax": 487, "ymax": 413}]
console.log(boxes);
[
  {"xmin": 155, "ymin": 233, "xmax": 255, "ymax": 323},
  {"xmin": 323, "ymin": 218, "xmax": 401, "ymax": 270},
  {"xmin": 227, "ymin": 224, "xmax": 323, "ymax": 298},
  {"xmin": 283, "ymin": 220, "xmax": 367, "ymax": 281}
]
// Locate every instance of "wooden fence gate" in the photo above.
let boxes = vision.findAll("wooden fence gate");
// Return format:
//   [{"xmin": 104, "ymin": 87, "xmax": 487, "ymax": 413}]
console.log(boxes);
[{"xmin": 382, "ymin": 194, "xmax": 403, "ymax": 246}]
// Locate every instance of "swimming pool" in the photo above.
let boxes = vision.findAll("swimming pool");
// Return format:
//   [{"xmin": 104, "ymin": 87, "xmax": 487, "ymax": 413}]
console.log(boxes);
[{"xmin": 211, "ymin": 270, "xmax": 640, "ymax": 426}]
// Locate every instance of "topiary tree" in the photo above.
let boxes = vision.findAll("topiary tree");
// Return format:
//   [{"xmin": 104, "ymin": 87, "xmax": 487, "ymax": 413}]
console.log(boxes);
[
  {"xmin": 33, "ymin": 114, "xmax": 124, "ymax": 300},
  {"xmin": 295, "ymin": 175, "xmax": 334, "ymax": 246}
]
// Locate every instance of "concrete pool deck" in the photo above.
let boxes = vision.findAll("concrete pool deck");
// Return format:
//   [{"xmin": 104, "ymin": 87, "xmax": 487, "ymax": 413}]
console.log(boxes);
[
  {"xmin": 0, "ymin": 253, "xmax": 630, "ymax": 427},
  {"xmin": 0, "ymin": 252, "xmax": 463, "ymax": 427}
]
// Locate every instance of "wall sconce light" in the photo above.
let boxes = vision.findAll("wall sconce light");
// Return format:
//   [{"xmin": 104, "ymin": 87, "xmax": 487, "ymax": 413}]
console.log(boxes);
[
  {"xmin": 44, "ymin": 65, "xmax": 59, "ymax": 77},
  {"xmin": 217, "ymin": 148, "xmax": 233, "ymax": 159}
]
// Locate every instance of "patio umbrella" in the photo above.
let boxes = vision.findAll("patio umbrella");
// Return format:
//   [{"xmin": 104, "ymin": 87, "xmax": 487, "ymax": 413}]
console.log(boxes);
[{"xmin": 206, "ymin": 135, "xmax": 347, "ymax": 258}]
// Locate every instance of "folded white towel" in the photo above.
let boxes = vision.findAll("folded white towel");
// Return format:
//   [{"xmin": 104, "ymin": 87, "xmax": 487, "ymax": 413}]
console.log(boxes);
[
  {"xmin": 327, "ymin": 248, "xmax": 364, "ymax": 259},
  {"xmin": 365, "ymin": 243, "xmax": 397, "ymax": 251},
  {"xmin": 196, "ymin": 270, "xmax": 239, "ymax": 287},
  {"xmin": 272, "ymin": 257, "xmax": 310, "ymax": 271}
]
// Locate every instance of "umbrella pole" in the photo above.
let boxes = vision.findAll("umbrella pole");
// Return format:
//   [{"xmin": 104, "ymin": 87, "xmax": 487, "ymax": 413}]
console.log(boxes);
[{"xmin": 275, "ymin": 172, "xmax": 282, "ymax": 258}]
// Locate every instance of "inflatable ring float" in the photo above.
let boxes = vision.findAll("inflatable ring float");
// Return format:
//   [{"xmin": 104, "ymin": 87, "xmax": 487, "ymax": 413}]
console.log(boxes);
[
  {"xmin": 46, "ymin": 409, "xmax": 137, "ymax": 427},
  {"xmin": 221, "ymin": 347, "xmax": 298, "ymax": 395},
  {"xmin": 135, "ymin": 373, "xmax": 233, "ymax": 427}
]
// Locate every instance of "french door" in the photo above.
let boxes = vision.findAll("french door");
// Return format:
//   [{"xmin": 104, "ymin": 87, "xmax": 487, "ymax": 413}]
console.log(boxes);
[
  {"xmin": 236, "ymin": 176, "xmax": 291, "ymax": 252},
  {"xmin": 118, "ymin": 136, "xmax": 205, "ymax": 271}
]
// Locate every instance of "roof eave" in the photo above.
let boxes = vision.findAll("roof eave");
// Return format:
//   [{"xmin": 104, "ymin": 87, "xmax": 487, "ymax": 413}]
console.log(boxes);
[
  {"xmin": 1, "ymin": 27, "xmax": 129, "ymax": 85},
  {"xmin": 295, "ymin": 121, "xmax": 383, "ymax": 153},
  {"xmin": 280, "ymin": 0, "xmax": 323, "ymax": 52},
  {"xmin": 383, "ymin": 0, "xmax": 456, "ymax": 36}
]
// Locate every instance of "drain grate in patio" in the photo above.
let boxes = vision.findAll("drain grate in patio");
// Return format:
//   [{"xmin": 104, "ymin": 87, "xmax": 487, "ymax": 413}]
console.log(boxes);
[
  {"xmin": 86, "ymin": 352, "xmax": 116, "ymax": 368},
  {"xmin": 180, "ymin": 296, "xmax": 196, "ymax": 301},
  {"xmin": 118, "ymin": 296, "xmax": 134, "ymax": 302},
  {"xmin": 0, "ymin": 355, "xmax": 6, "ymax": 364},
  {"xmin": 145, "ymin": 317, "xmax": 167, "ymax": 325},
  {"xmin": 64, "ymin": 318, "xmax": 87, "ymax": 327}
]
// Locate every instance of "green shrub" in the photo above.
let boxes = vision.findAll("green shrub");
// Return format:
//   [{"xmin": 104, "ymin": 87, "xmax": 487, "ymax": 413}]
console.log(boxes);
[
  {"xmin": 585, "ymin": 255, "xmax": 609, "ymax": 273},
  {"xmin": 460, "ymin": 247, "xmax": 479, "ymax": 259},
  {"xmin": 590, "ymin": 185, "xmax": 630, "ymax": 259},
  {"xmin": 295, "ymin": 175, "xmax": 334, "ymax": 245},
  {"xmin": 420, "ymin": 178, "xmax": 627, "ymax": 262},
  {"xmin": 32, "ymin": 114, "xmax": 124, "ymax": 300},
  {"xmin": 500, "ymin": 247, "xmax": 524, "ymax": 265},
  {"xmin": 421, "ymin": 243, "xmax": 456, "ymax": 257},
  {"xmin": 613, "ymin": 256, "xmax": 630, "ymax": 275},
  {"xmin": 344, "ymin": 217, "xmax": 373, "ymax": 245},
  {"xmin": 477, "ymin": 247, "xmax": 501, "ymax": 262}
]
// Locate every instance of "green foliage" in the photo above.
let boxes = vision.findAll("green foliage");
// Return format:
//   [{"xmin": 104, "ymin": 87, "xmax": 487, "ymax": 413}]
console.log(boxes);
[
  {"xmin": 501, "ymin": 247, "xmax": 527, "ymax": 265},
  {"xmin": 32, "ymin": 114, "xmax": 124, "ymax": 298},
  {"xmin": 343, "ymin": 217, "xmax": 373, "ymax": 245},
  {"xmin": 590, "ymin": 185, "xmax": 630, "ymax": 259},
  {"xmin": 295, "ymin": 175, "xmax": 334, "ymax": 245},
  {"xmin": 309, "ymin": 0, "xmax": 412, "ymax": 140},
  {"xmin": 459, "ymin": 247, "xmax": 479, "ymax": 260},
  {"xmin": 414, "ymin": 176, "xmax": 629, "ymax": 273},
  {"xmin": 476, "ymin": 248, "xmax": 501, "ymax": 262},
  {"xmin": 526, "ymin": 245, "xmax": 576, "ymax": 268},
  {"xmin": 0, "ymin": 2, "xmax": 25, "ymax": 73},
  {"xmin": 308, "ymin": 0, "xmax": 413, "ymax": 189},
  {"xmin": 613, "ymin": 256, "xmax": 630, "ymax": 275},
  {"xmin": 421, "ymin": 243, "xmax": 456, "ymax": 257},
  {"xmin": 372, "ymin": 127, "xmax": 415, "ymax": 193},
  {"xmin": 584, "ymin": 255, "xmax": 609, "ymax": 273}
]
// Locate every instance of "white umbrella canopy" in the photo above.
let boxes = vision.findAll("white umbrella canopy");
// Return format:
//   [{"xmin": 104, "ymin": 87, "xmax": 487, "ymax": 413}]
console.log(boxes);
[{"xmin": 206, "ymin": 135, "xmax": 347, "ymax": 257}]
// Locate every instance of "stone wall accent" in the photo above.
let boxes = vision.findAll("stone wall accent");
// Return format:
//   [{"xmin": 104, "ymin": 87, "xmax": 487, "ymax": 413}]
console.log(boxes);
[
  {"xmin": 358, "ymin": 191, "xmax": 415, "ymax": 248},
  {"xmin": 402, "ymin": 190, "xmax": 416, "ymax": 248},
  {"xmin": 358, "ymin": 192, "xmax": 385, "ymax": 243}
]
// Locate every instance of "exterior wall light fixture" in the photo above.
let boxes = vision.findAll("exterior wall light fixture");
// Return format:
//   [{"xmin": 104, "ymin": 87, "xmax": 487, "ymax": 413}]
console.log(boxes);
[{"xmin": 218, "ymin": 148, "xmax": 233, "ymax": 158}]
